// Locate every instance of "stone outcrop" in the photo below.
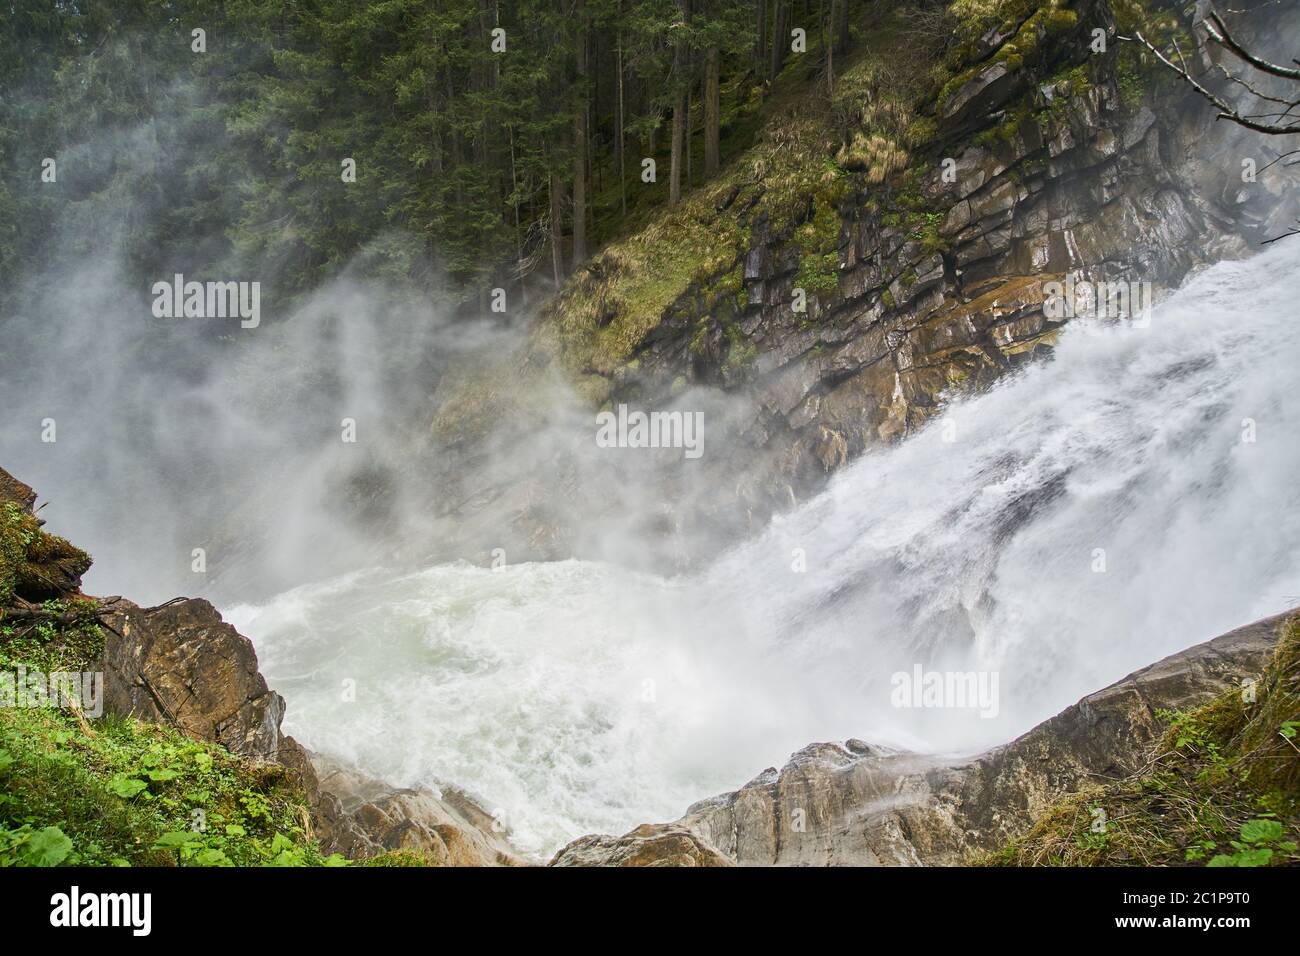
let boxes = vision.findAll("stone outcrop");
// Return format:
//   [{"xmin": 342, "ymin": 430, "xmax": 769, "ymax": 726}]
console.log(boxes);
[
  {"xmin": 311, "ymin": 754, "xmax": 522, "ymax": 865},
  {"xmin": 549, "ymin": 610, "xmax": 1290, "ymax": 866},
  {"xmin": 94, "ymin": 584, "xmax": 523, "ymax": 865},
  {"xmin": 551, "ymin": 824, "xmax": 733, "ymax": 867},
  {"xmin": 546, "ymin": 0, "xmax": 1300, "ymax": 530},
  {"xmin": 99, "ymin": 598, "xmax": 316, "ymax": 775}
]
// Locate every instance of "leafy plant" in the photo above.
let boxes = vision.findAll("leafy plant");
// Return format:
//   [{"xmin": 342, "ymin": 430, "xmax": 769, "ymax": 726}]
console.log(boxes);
[{"xmin": 1207, "ymin": 819, "xmax": 1297, "ymax": 867}]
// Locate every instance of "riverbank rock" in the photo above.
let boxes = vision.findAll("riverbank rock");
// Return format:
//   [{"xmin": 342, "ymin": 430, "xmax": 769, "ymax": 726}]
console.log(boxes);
[
  {"xmin": 549, "ymin": 610, "xmax": 1290, "ymax": 866},
  {"xmin": 310, "ymin": 754, "xmax": 523, "ymax": 865},
  {"xmin": 550, "ymin": 824, "xmax": 733, "ymax": 867},
  {"xmin": 95, "ymin": 598, "xmax": 524, "ymax": 865},
  {"xmin": 99, "ymin": 598, "xmax": 313, "ymax": 772}
]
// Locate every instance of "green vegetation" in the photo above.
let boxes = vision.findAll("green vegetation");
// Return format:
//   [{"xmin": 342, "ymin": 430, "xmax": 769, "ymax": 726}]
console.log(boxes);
[
  {"xmin": 0, "ymin": 705, "xmax": 345, "ymax": 867},
  {"xmin": 5, "ymin": 489, "xmax": 438, "ymax": 867},
  {"xmin": 0, "ymin": 503, "xmax": 90, "ymax": 609},
  {"xmin": 546, "ymin": 2, "xmax": 950, "ymax": 374},
  {"xmin": 1, "ymin": 495, "xmax": 357, "ymax": 867},
  {"xmin": 0, "ymin": 0, "xmax": 836, "ymax": 308},
  {"xmin": 987, "ymin": 616, "xmax": 1300, "ymax": 867}
]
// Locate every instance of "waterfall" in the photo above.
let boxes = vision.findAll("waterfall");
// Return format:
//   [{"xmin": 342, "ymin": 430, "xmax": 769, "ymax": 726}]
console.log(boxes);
[{"xmin": 229, "ymin": 240, "xmax": 1300, "ymax": 856}]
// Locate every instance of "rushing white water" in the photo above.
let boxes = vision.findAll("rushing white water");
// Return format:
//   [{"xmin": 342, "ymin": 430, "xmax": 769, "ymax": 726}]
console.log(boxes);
[{"xmin": 230, "ymin": 241, "xmax": 1300, "ymax": 858}]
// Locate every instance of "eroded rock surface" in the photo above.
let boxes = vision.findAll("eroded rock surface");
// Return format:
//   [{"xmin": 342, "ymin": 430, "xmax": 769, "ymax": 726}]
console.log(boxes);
[
  {"xmin": 100, "ymin": 599, "xmax": 313, "ymax": 773},
  {"xmin": 96, "ymin": 598, "xmax": 522, "ymax": 865},
  {"xmin": 543, "ymin": 0, "xmax": 1300, "ymax": 537},
  {"xmin": 550, "ymin": 611, "xmax": 1289, "ymax": 866},
  {"xmin": 311, "ymin": 754, "xmax": 523, "ymax": 865}
]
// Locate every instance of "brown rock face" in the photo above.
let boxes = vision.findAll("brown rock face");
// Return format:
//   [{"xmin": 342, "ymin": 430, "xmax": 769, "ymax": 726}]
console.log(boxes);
[
  {"xmin": 548, "ymin": 0, "xmax": 1300, "ymax": 537},
  {"xmin": 549, "ymin": 611, "xmax": 1289, "ymax": 866},
  {"xmin": 96, "ymin": 598, "xmax": 523, "ymax": 865},
  {"xmin": 310, "ymin": 754, "xmax": 523, "ymax": 865},
  {"xmin": 0, "ymin": 467, "xmax": 37, "ymax": 512},
  {"xmin": 99, "ymin": 598, "xmax": 311, "ymax": 771},
  {"xmin": 551, "ymin": 824, "xmax": 733, "ymax": 867}
]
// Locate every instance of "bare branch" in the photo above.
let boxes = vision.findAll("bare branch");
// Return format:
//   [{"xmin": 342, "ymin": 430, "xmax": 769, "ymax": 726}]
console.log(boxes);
[
  {"xmin": 1125, "ymin": 30, "xmax": 1300, "ymax": 134},
  {"xmin": 1205, "ymin": 10, "xmax": 1300, "ymax": 81}
]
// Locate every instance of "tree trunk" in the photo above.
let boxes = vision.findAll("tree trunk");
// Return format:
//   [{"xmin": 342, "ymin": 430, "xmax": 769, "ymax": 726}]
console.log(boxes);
[
  {"xmin": 572, "ymin": 0, "xmax": 588, "ymax": 264},
  {"xmin": 509, "ymin": 125, "xmax": 526, "ymax": 306},
  {"xmin": 549, "ymin": 170, "xmax": 565, "ymax": 286},
  {"xmin": 704, "ymin": 46, "xmax": 720, "ymax": 177},
  {"xmin": 686, "ymin": 84, "xmax": 693, "ymax": 188},
  {"xmin": 669, "ymin": 0, "xmax": 690, "ymax": 206},
  {"xmin": 825, "ymin": 0, "xmax": 835, "ymax": 95},
  {"xmin": 770, "ymin": 2, "xmax": 787, "ymax": 79},
  {"xmin": 616, "ymin": 20, "xmax": 626, "ymax": 216},
  {"xmin": 755, "ymin": 0, "xmax": 768, "ymax": 82}
]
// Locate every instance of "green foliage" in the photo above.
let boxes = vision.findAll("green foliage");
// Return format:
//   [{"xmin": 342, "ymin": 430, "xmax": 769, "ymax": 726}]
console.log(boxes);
[
  {"xmin": 1206, "ymin": 819, "xmax": 1296, "ymax": 867},
  {"xmin": 0, "ymin": 705, "xmax": 344, "ymax": 867},
  {"xmin": 0, "ymin": 824, "xmax": 74, "ymax": 867}
]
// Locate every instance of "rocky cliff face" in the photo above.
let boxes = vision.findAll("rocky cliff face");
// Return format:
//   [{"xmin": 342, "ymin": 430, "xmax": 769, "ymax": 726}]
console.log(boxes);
[
  {"xmin": 541, "ymin": 0, "xmax": 1299, "ymax": 528},
  {"xmin": 550, "ymin": 610, "xmax": 1291, "ymax": 866},
  {"xmin": 95, "ymin": 586, "xmax": 522, "ymax": 865}
]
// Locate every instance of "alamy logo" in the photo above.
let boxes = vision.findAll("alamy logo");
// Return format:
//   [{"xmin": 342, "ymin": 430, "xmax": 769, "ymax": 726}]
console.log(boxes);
[
  {"xmin": 1042, "ymin": 274, "xmax": 1152, "ymax": 325},
  {"xmin": 890, "ymin": 665, "xmax": 1000, "ymax": 718},
  {"xmin": 595, "ymin": 404, "xmax": 704, "ymax": 460},
  {"xmin": 0, "ymin": 666, "xmax": 103, "ymax": 717},
  {"xmin": 50, "ymin": 886, "xmax": 151, "ymax": 936},
  {"xmin": 151, "ymin": 274, "xmax": 260, "ymax": 328}
]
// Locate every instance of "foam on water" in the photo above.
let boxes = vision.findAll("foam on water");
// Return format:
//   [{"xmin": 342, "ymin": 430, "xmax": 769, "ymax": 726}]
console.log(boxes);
[{"xmin": 230, "ymin": 241, "xmax": 1300, "ymax": 858}]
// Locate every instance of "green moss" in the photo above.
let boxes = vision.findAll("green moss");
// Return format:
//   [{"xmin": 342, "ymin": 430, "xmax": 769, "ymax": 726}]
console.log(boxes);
[
  {"xmin": 985, "ymin": 616, "xmax": 1300, "ymax": 867},
  {"xmin": 904, "ymin": 117, "xmax": 939, "ymax": 149},
  {"xmin": 722, "ymin": 324, "xmax": 759, "ymax": 375},
  {"xmin": 0, "ymin": 503, "xmax": 90, "ymax": 607},
  {"xmin": 1034, "ymin": 65, "xmax": 1094, "ymax": 127},
  {"xmin": 909, "ymin": 214, "xmax": 948, "ymax": 255},
  {"xmin": 688, "ymin": 318, "xmax": 712, "ymax": 358}
]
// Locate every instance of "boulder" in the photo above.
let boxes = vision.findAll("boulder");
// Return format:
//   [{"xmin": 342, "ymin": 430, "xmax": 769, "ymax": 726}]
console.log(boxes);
[
  {"xmin": 549, "ymin": 611, "xmax": 1290, "ymax": 866},
  {"xmin": 310, "ymin": 754, "xmax": 523, "ymax": 865},
  {"xmin": 551, "ymin": 824, "xmax": 733, "ymax": 867}
]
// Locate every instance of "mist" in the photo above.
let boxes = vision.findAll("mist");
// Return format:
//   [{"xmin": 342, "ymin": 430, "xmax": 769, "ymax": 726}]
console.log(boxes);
[
  {"xmin": 4, "ymin": 15, "xmax": 1300, "ymax": 864},
  {"xmin": 229, "ymin": 240, "xmax": 1300, "ymax": 855}
]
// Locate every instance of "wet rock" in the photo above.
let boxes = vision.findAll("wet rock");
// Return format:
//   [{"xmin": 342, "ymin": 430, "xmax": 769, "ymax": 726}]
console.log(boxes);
[
  {"xmin": 944, "ymin": 62, "xmax": 1018, "ymax": 123},
  {"xmin": 551, "ymin": 824, "xmax": 733, "ymax": 867},
  {"xmin": 311, "ymin": 755, "xmax": 523, "ymax": 865},
  {"xmin": 551, "ymin": 611, "xmax": 1290, "ymax": 866},
  {"xmin": 99, "ymin": 599, "xmax": 311, "ymax": 772}
]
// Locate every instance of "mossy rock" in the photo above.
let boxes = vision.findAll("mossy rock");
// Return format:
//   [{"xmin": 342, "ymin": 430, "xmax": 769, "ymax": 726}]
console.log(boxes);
[
  {"xmin": 985, "ymin": 616, "xmax": 1300, "ymax": 867},
  {"xmin": 0, "ymin": 502, "xmax": 91, "ymax": 605}
]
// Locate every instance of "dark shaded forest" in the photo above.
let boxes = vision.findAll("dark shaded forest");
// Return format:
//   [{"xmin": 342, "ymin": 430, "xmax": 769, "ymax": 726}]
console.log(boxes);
[{"xmin": 1, "ymin": 0, "xmax": 857, "ymax": 312}]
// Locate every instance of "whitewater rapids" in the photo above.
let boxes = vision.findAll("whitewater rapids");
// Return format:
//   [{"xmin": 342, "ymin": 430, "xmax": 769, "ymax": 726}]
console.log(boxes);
[{"xmin": 230, "ymin": 241, "xmax": 1300, "ymax": 857}]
